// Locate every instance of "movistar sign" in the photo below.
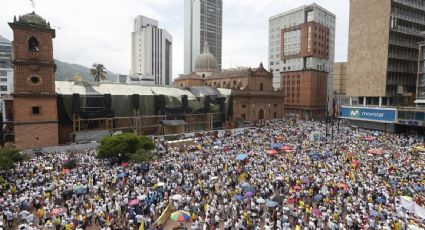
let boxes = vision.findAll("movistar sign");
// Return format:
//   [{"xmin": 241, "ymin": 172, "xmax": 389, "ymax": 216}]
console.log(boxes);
[{"xmin": 342, "ymin": 107, "xmax": 396, "ymax": 123}]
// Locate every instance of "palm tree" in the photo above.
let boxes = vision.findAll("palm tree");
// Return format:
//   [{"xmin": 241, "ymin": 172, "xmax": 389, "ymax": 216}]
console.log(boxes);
[{"xmin": 90, "ymin": 63, "xmax": 107, "ymax": 82}]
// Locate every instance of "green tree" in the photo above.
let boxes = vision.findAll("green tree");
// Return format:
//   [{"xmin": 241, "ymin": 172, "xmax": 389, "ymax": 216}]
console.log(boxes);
[
  {"xmin": 0, "ymin": 147, "xmax": 24, "ymax": 162},
  {"xmin": 0, "ymin": 155, "xmax": 14, "ymax": 170},
  {"xmin": 130, "ymin": 149, "xmax": 154, "ymax": 164},
  {"xmin": 97, "ymin": 133, "xmax": 155, "ymax": 163},
  {"xmin": 90, "ymin": 63, "xmax": 107, "ymax": 82}
]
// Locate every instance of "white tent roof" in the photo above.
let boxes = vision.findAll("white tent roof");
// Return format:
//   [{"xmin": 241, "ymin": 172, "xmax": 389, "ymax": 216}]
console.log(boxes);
[{"xmin": 55, "ymin": 81, "xmax": 197, "ymax": 98}]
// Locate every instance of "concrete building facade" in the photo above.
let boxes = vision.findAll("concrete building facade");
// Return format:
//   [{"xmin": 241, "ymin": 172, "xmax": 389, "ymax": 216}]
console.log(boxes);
[
  {"xmin": 0, "ymin": 36, "xmax": 14, "ymax": 118},
  {"xmin": 347, "ymin": 0, "xmax": 425, "ymax": 106},
  {"xmin": 131, "ymin": 15, "xmax": 172, "ymax": 85},
  {"xmin": 333, "ymin": 62, "xmax": 347, "ymax": 96},
  {"xmin": 269, "ymin": 4, "xmax": 335, "ymax": 120},
  {"xmin": 184, "ymin": 0, "xmax": 222, "ymax": 74},
  {"xmin": 269, "ymin": 3, "xmax": 336, "ymax": 95}
]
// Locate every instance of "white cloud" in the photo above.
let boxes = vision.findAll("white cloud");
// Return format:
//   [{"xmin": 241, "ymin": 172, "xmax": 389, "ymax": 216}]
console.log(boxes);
[{"xmin": 0, "ymin": 0, "xmax": 348, "ymax": 79}]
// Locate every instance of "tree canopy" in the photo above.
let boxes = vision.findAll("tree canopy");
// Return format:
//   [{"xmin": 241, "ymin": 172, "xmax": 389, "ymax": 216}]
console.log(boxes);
[
  {"xmin": 90, "ymin": 63, "xmax": 107, "ymax": 82},
  {"xmin": 97, "ymin": 133, "xmax": 155, "ymax": 163},
  {"xmin": 0, "ymin": 147, "xmax": 24, "ymax": 171}
]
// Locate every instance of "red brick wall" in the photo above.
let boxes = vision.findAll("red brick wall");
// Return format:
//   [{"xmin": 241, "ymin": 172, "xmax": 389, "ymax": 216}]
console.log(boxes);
[
  {"xmin": 13, "ymin": 97, "xmax": 58, "ymax": 123},
  {"xmin": 281, "ymin": 70, "xmax": 327, "ymax": 108},
  {"xmin": 14, "ymin": 123, "xmax": 58, "ymax": 149},
  {"xmin": 13, "ymin": 64, "xmax": 55, "ymax": 93},
  {"xmin": 232, "ymin": 96, "xmax": 284, "ymax": 123},
  {"xmin": 11, "ymin": 27, "xmax": 54, "ymax": 62},
  {"xmin": 281, "ymin": 21, "xmax": 330, "ymax": 60}
]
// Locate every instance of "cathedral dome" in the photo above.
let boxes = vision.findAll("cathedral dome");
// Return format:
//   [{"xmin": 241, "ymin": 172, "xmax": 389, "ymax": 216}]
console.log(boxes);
[
  {"xmin": 18, "ymin": 12, "xmax": 49, "ymax": 28},
  {"xmin": 194, "ymin": 43, "xmax": 218, "ymax": 73}
]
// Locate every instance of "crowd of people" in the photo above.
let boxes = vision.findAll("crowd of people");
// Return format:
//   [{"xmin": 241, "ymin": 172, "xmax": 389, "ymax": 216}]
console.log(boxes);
[{"xmin": 0, "ymin": 118, "xmax": 424, "ymax": 230}]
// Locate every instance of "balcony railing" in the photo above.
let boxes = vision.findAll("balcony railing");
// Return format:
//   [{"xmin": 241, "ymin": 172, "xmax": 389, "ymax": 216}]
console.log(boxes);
[
  {"xmin": 393, "ymin": 0, "xmax": 425, "ymax": 11},
  {"xmin": 231, "ymin": 90, "xmax": 283, "ymax": 97}
]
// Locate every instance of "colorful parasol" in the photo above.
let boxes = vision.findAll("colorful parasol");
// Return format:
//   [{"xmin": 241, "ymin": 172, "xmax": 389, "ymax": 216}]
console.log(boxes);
[{"xmin": 170, "ymin": 210, "xmax": 191, "ymax": 223}]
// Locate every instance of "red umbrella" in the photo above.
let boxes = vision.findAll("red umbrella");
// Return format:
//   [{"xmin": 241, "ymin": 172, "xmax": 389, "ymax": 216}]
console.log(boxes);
[
  {"xmin": 281, "ymin": 146, "xmax": 292, "ymax": 151},
  {"xmin": 267, "ymin": 150, "xmax": 278, "ymax": 156},
  {"xmin": 128, "ymin": 199, "xmax": 139, "ymax": 206},
  {"xmin": 352, "ymin": 160, "xmax": 361, "ymax": 166},
  {"xmin": 337, "ymin": 183, "xmax": 348, "ymax": 189},
  {"xmin": 369, "ymin": 149, "xmax": 384, "ymax": 155},
  {"xmin": 312, "ymin": 208, "xmax": 322, "ymax": 216},
  {"xmin": 364, "ymin": 136, "xmax": 374, "ymax": 141},
  {"xmin": 288, "ymin": 198, "xmax": 296, "ymax": 204},
  {"xmin": 62, "ymin": 169, "xmax": 71, "ymax": 174},
  {"xmin": 49, "ymin": 208, "xmax": 63, "ymax": 217},
  {"xmin": 275, "ymin": 136, "xmax": 284, "ymax": 140},
  {"xmin": 294, "ymin": 185, "xmax": 302, "ymax": 190},
  {"xmin": 121, "ymin": 162, "xmax": 129, "ymax": 167}
]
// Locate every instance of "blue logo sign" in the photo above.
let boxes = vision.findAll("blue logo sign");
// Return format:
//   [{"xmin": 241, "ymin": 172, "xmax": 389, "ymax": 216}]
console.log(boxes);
[{"xmin": 341, "ymin": 107, "xmax": 396, "ymax": 123}]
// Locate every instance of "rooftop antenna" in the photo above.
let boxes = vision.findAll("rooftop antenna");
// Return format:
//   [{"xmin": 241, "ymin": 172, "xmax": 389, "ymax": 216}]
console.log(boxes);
[{"xmin": 30, "ymin": 0, "xmax": 36, "ymax": 10}]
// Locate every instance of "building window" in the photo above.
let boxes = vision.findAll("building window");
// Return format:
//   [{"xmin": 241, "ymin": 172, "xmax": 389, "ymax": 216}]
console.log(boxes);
[
  {"xmin": 30, "ymin": 76, "xmax": 40, "ymax": 84},
  {"xmin": 241, "ymin": 114, "xmax": 246, "ymax": 120},
  {"xmin": 0, "ymin": 70, "xmax": 7, "ymax": 76},
  {"xmin": 0, "ymin": 86, "xmax": 7, "ymax": 91},
  {"xmin": 274, "ymin": 104, "xmax": 277, "ymax": 108},
  {"xmin": 32, "ymin": 106, "xmax": 40, "ymax": 115},
  {"xmin": 260, "ymin": 83, "xmax": 264, "ymax": 91},
  {"xmin": 28, "ymin": 37, "xmax": 40, "ymax": 52},
  {"xmin": 0, "ymin": 78, "xmax": 7, "ymax": 82},
  {"xmin": 242, "ymin": 104, "xmax": 246, "ymax": 108},
  {"xmin": 283, "ymin": 30, "xmax": 301, "ymax": 56}
]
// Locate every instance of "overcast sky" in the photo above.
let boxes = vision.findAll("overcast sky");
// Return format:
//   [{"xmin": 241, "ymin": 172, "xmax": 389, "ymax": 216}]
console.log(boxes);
[{"xmin": 0, "ymin": 0, "xmax": 349, "ymax": 79}]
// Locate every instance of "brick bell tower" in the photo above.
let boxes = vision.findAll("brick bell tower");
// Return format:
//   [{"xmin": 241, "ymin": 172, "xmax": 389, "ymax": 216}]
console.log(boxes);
[{"xmin": 8, "ymin": 12, "xmax": 58, "ymax": 149}]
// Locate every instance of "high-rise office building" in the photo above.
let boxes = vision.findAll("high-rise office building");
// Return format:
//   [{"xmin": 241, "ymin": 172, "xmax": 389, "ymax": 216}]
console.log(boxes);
[
  {"xmin": 0, "ymin": 35, "xmax": 14, "ymax": 117},
  {"xmin": 269, "ymin": 4, "xmax": 335, "ymax": 93},
  {"xmin": 184, "ymin": 0, "xmax": 222, "ymax": 74},
  {"xmin": 269, "ymin": 4, "xmax": 336, "ymax": 120},
  {"xmin": 347, "ymin": 0, "xmax": 425, "ymax": 106},
  {"xmin": 131, "ymin": 15, "xmax": 172, "ymax": 85}
]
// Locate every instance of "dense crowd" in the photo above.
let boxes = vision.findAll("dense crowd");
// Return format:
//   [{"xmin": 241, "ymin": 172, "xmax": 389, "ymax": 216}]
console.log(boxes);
[{"xmin": 0, "ymin": 119, "xmax": 425, "ymax": 230}]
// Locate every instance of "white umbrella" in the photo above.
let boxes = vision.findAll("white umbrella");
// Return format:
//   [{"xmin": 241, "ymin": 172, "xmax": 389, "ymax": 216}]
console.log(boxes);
[
  {"xmin": 45, "ymin": 166, "xmax": 53, "ymax": 170},
  {"xmin": 256, "ymin": 198, "xmax": 266, "ymax": 204},
  {"xmin": 171, "ymin": 194, "xmax": 183, "ymax": 201}
]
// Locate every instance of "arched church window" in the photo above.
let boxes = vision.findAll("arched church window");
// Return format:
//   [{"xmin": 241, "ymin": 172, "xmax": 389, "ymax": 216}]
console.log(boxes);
[{"xmin": 28, "ymin": 37, "xmax": 40, "ymax": 52}]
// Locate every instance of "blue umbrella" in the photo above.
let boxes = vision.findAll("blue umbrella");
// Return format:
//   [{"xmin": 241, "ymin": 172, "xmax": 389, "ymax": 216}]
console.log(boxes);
[
  {"xmin": 234, "ymin": 195, "xmax": 244, "ymax": 201},
  {"xmin": 73, "ymin": 186, "xmax": 87, "ymax": 194},
  {"xmin": 243, "ymin": 186, "xmax": 256, "ymax": 193},
  {"xmin": 376, "ymin": 197, "xmax": 386, "ymax": 204},
  {"xmin": 118, "ymin": 172, "xmax": 127, "ymax": 178},
  {"xmin": 265, "ymin": 200, "xmax": 278, "ymax": 208},
  {"xmin": 308, "ymin": 151, "xmax": 319, "ymax": 157},
  {"xmin": 271, "ymin": 143, "xmax": 282, "ymax": 149},
  {"xmin": 414, "ymin": 186, "xmax": 424, "ymax": 192},
  {"xmin": 389, "ymin": 179, "xmax": 398, "ymax": 186},
  {"xmin": 236, "ymin": 154, "xmax": 248, "ymax": 161},
  {"xmin": 313, "ymin": 194, "xmax": 323, "ymax": 201},
  {"xmin": 240, "ymin": 182, "xmax": 250, "ymax": 188}
]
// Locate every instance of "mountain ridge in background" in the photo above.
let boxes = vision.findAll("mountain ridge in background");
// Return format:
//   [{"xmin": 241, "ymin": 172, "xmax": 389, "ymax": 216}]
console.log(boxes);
[{"xmin": 55, "ymin": 59, "xmax": 119, "ymax": 82}]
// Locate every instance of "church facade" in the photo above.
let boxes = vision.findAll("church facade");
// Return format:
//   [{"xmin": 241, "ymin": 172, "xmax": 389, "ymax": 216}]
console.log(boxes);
[{"xmin": 174, "ymin": 44, "xmax": 284, "ymax": 125}]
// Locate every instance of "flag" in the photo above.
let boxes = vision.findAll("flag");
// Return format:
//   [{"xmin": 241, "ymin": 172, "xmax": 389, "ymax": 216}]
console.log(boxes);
[
  {"xmin": 139, "ymin": 219, "xmax": 144, "ymax": 230},
  {"xmin": 153, "ymin": 202, "xmax": 175, "ymax": 226}
]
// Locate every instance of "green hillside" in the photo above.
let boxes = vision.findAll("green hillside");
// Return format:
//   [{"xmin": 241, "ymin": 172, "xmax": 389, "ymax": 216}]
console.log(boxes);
[{"xmin": 55, "ymin": 59, "xmax": 118, "ymax": 82}]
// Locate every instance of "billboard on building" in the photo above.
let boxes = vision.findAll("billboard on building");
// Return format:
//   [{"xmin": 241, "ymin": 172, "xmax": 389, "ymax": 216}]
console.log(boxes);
[{"xmin": 341, "ymin": 106, "xmax": 397, "ymax": 123}]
